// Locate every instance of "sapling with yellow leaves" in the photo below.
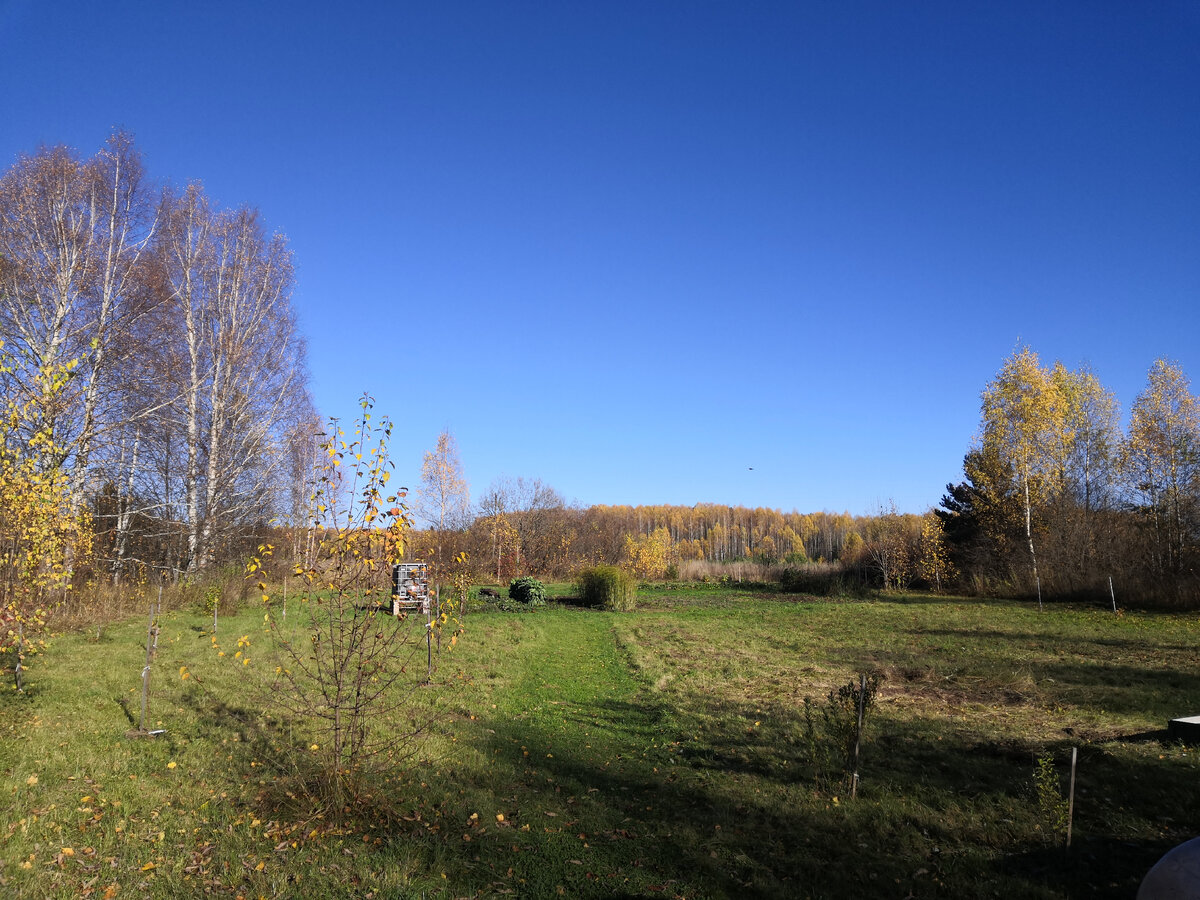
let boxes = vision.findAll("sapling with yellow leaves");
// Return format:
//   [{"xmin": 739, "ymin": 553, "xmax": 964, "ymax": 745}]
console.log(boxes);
[
  {"xmin": 0, "ymin": 352, "xmax": 93, "ymax": 690},
  {"xmin": 245, "ymin": 395, "xmax": 463, "ymax": 814}
]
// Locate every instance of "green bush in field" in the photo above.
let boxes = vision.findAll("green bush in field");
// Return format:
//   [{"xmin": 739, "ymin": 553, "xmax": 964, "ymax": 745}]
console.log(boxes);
[
  {"xmin": 508, "ymin": 576, "xmax": 546, "ymax": 606},
  {"xmin": 577, "ymin": 565, "xmax": 638, "ymax": 611},
  {"xmin": 1032, "ymin": 755, "xmax": 1070, "ymax": 845},
  {"xmin": 802, "ymin": 670, "xmax": 884, "ymax": 792}
]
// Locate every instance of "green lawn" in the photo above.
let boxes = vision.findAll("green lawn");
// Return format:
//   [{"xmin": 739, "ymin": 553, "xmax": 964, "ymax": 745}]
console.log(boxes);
[{"xmin": 2, "ymin": 586, "xmax": 1198, "ymax": 898}]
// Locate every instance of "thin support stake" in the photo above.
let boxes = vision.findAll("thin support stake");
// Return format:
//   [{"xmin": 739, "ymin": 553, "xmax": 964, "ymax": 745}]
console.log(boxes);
[
  {"xmin": 1109, "ymin": 576, "xmax": 1117, "ymax": 614},
  {"xmin": 426, "ymin": 622, "xmax": 433, "ymax": 683},
  {"xmin": 14, "ymin": 621, "xmax": 24, "ymax": 693},
  {"xmin": 151, "ymin": 585, "xmax": 162, "ymax": 656},
  {"xmin": 139, "ymin": 603, "xmax": 155, "ymax": 732},
  {"xmin": 1066, "ymin": 747, "xmax": 1078, "ymax": 848},
  {"xmin": 139, "ymin": 665, "xmax": 151, "ymax": 733},
  {"xmin": 851, "ymin": 673, "xmax": 866, "ymax": 799}
]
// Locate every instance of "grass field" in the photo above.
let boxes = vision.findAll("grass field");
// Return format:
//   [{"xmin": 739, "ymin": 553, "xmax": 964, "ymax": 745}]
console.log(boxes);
[{"xmin": 2, "ymin": 584, "xmax": 1198, "ymax": 898}]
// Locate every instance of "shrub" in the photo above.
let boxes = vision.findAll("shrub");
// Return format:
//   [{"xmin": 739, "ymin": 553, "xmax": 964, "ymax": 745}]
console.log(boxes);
[
  {"xmin": 778, "ymin": 563, "xmax": 871, "ymax": 598},
  {"xmin": 508, "ymin": 576, "xmax": 546, "ymax": 606},
  {"xmin": 577, "ymin": 565, "xmax": 638, "ymax": 611},
  {"xmin": 1032, "ymin": 755, "xmax": 1070, "ymax": 845},
  {"xmin": 801, "ymin": 670, "xmax": 885, "ymax": 792}
]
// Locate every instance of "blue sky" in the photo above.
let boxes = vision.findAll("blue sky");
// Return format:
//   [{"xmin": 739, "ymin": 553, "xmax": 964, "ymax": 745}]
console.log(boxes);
[{"xmin": 1, "ymin": 1, "xmax": 1197, "ymax": 515}]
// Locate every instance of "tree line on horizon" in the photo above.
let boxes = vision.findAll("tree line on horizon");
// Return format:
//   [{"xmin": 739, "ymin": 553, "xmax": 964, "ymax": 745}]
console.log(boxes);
[
  {"xmin": 403, "ymin": 346, "xmax": 1200, "ymax": 609},
  {"xmin": 1, "ymin": 135, "xmax": 1195, "ymax": 611}
]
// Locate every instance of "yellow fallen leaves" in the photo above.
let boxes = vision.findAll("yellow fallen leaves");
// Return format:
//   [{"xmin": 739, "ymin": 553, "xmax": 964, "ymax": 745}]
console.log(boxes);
[
  {"xmin": 167, "ymin": 761, "xmax": 177, "ymax": 769},
  {"xmin": 26, "ymin": 774, "xmax": 37, "ymax": 785}
]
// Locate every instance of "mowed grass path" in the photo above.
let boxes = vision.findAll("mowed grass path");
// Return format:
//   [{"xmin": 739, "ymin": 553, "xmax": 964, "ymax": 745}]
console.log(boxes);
[{"xmin": 2, "ymin": 587, "xmax": 1198, "ymax": 898}]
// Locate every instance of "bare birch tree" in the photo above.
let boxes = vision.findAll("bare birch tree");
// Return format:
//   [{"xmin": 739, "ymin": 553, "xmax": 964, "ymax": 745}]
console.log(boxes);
[
  {"xmin": 157, "ymin": 186, "xmax": 308, "ymax": 572},
  {"xmin": 416, "ymin": 430, "xmax": 469, "ymax": 576},
  {"xmin": 0, "ymin": 133, "xmax": 158, "ymax": 505}
]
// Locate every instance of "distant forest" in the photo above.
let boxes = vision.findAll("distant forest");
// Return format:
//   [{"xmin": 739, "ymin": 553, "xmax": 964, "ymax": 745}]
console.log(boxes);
[{"xmin": 400, "ymin": 347, "xmax": 1200, "ymax": 610}]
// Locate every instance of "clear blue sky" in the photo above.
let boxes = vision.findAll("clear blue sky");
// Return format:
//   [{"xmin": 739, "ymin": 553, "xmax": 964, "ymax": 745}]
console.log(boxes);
[{"xmin": 2, "ymin": 1, "xmax": 1197, "ymax": 515}]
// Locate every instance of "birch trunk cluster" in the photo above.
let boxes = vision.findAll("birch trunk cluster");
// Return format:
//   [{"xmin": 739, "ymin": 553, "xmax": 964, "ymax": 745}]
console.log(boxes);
[{"xmin": 0, "ymin": 133, "xmax": 316, "ymax": 580}]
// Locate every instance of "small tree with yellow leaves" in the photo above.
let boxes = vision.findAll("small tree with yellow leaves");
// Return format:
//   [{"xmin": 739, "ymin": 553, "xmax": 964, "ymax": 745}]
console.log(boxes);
[
  {"xmin": 0, "ymin": 355, "xmax": 93, "ymax": 691},
  {"xmin": 248, "ymin": 395, "xmax": 461, "ymax": 813},
  {"xmin": 623, "ymin": 526, "xmax": 674, "ymax": 580},
  {"xmin": 917, "ymin": 512, "xmax": 955, "ymax": 592}
]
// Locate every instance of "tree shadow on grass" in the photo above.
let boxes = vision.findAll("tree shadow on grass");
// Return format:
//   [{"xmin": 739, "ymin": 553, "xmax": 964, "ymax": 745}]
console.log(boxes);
[
  {"xmin": 418, "ymin": 705, "xmax": 877, "ymax": 898},
  {"xmin": 400, "ymin": 690, "xmax": 1155, "ymax": 899},
  {"xmin": 177, "ymin": 686, "xmax": 333, "ymax": 819},
  {"xmin": 911, "ymin": 625, "xmax": 1196, "ymax": 656},
  {"xmin": 557, "ymin": 689, "xmax": 1195, "ymax": 898}
]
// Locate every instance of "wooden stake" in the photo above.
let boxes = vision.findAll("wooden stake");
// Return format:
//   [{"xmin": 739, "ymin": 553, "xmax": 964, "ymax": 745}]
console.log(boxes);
[
  {"xmin": 151, "ymin": 585, "xmax": 162, "ymax": 657},
  {"xmin": 1066, "ymin": 746, "xmax": 1078, "ymax": 848},
  {"xmin": 851, "ymin": 673, "xmax": 866, "ymax": 799},
  {"xmin": 14, "ymin": 620, "xmax": 24, "ymax": 693},
  {"xmin": 426, "ymin": 599, "xmax": 433, "ymax": 683},
  {"xmin": 1109, "ymin": 576, "xmax": 1117, "ymax": 614},
  {"xmin": 139, "ymin": 603, "xmax": 155, "ymax": 732}
]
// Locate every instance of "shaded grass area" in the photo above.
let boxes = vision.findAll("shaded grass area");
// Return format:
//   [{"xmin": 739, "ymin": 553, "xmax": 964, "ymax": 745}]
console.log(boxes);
[{"xmin": 1, "ymin": 588, "xmax": 1198, "ymax": 898}]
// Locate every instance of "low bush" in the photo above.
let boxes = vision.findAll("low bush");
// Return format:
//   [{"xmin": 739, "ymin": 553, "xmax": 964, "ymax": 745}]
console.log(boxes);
[
  {"xmin": 577, "ymin": 565, "xmax": 638, "ymax": 611},
  {"xmin": 802, "ymin": 670, "xmax": 885, "ymax": 792},
  {"xmin": 508, "ymin": 576, "xmax": 547, "ymax": 606},
  {"xmin": 778, "ymin": 563, "xmax": 870, "ymax": 597}
]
